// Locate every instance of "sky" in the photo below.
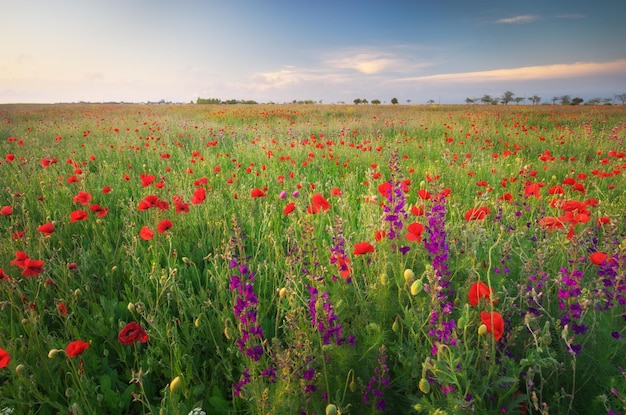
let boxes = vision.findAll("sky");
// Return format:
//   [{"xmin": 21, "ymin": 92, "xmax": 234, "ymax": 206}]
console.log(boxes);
[{"xmin": 1, "ymin": 0, "xmax": 626, "ymax": 104}]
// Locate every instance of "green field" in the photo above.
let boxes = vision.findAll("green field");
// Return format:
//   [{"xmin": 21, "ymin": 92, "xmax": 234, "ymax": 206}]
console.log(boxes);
[{"xmin": 1, "ymin": 103, "xmax": 625, "ymax": 414}]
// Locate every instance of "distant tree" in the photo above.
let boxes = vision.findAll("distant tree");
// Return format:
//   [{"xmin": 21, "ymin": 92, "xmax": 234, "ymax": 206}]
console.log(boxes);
[
  {"xmin": 465, "ymin": 97, "xmax": 476, "ymax": 104},
  {"xmin": 529, "ymin": 95, "xmax": 541, "ymax": 105},
  {"xmin": 391, "ymin": 97, "xmax": 399, "ymax": 105},
  {"xmin": 406, "ymin": 99, "xmax": 411, "ymax": 104},
  {"xmin": 571, "ymin": 97, "xmax": 584, "ymax": 105},
  {"xmin": 427, "ymin": 99, "xmax": 436, "ymax": 105},
  {"xmin": 602, "ymin": 98, "xmax": 614, "ymax": 105},
  {"xmin": 587, "ymin": 97, "xmax": 601, "ymax": 105},
  {"xmin": 551, "ymin": 96, "xmax": 559, "ymax": 105},
  {"xmin": 371, "ymin": 99, "xmax": 381, "ymax": 105},
  {"xmin": 615, "ymin": 93, "xmax": 626, "ymax": 105},
  {"xmin": 513, "ymin": 97, "xmax": 524, "ymax": 104},
  {"xmin": 196, "ymin": 97, "xmax": 221, "ymax": 104},
  {"xmin": 361, "ymin": 99, "xmax": 369, "ymax": 104},
  {"xmin": 353, "ymin": 98, "xmax": 362, "ymax": 105},
  {"xmin": 480, "ymin": 94, "xmax": 493, "ymax": 105},
  {"xmin": 560, "ymin": 95, "xmax": 571, "ymax": 105},
  {"xmin": 500, "ymin": 91, "xmax": 515, "ymax": 105}
]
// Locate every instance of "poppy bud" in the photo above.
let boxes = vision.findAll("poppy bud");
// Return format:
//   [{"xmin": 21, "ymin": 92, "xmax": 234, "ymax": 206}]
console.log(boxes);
[
  {"xmin": 111, "ymin": 266, "xmax": 117, "ymax": 273},
  {"xmin": 169, "ymin": 376, "xmax": 182, "ymax": 393},
  {"xmin": 194, "ymin": 316, "xmax": 201, "ymax": 327},
  {"xmin": 478, "ymin": 324, "xmax": 488, "ymax": 336},
  {"xmin": 403, "ymin": 269, "xmax": 415, "ymax": 284},
  {"xmin": 419, "ymin": 378, "xmax": 430, "ymax": 394},
  {"xmin": 73, "ymin": 288, "xmax": 81, "ymax": 297},
  {"xmin": 127, "ymin": 302, "xmax": 136, "ymax": 313},
  {"xmin": 410, "ymin": 279, "xmax": 423, "ymax": 295},
  {"xmin": 325, "ymin": 404, "xmax": 338, "ymax": 415},
  {"xmin": 48, "ymin": 348, "xmax": 60, "ymax": 358},
  {"xmin": 392, "ymin": 316, "xmax": 401, "ymax": 333},
  {"xmin": 380, "ymin": 273, "xmax": 388, "ymax": 286},
  {"xmin": 223, "ymin": 326, "xmax": 231, "ymax": 340},
  {"xmin": 15, "ymin": 364, "xmax": 27, "ymax": 376},
  {"xmin": 278, "ymin": 287, "xmax": 287, "ymax": 298},
  {"xmin": 349, "ymin": 376, "xmax": 357, "ymax": 392}
]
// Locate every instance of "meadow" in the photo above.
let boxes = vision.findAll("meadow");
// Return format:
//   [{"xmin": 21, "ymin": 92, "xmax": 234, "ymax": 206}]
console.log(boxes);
[{"xmin": 0, "ymin": 103, "xmax": 624, "ymax": 415}]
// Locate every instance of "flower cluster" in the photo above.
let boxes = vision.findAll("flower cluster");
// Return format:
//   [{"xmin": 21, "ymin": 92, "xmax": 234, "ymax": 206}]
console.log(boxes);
[
  {"xmin": 557, "ymin": 267, "xmax": 586, "ymax": 354},
  {"xmin": 424, "ymin": 194, "xmax": 456, "ymax": 354},
  {"xmin": 307, "ymin": 286, "xmax": 353, "ymax": 346},
  {"xmin": 230, "ymin": 259, "xmax": 264, "ymax": 361},
  {"xmin": 329, "ymin": 217, "xmax": 351, "ymax": 282},
  {"xmin": 363, "ymin": 345, "xmax": 390, "ymax": 412},
  {"xmin": 381, "ymin": 150, "xmax": 410, "ymax": 254}
]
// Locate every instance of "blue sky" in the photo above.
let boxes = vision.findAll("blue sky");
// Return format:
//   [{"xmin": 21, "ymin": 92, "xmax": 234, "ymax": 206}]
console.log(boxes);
[{"xmin": 1, "ymin": 0, "xmax": 625, "ymax": 104}]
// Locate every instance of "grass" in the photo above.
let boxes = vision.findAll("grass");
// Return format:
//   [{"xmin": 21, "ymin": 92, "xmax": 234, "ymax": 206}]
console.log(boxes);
[{"xmin": 0, "ymin": 103, "xmax": 625, "ymax": 414}]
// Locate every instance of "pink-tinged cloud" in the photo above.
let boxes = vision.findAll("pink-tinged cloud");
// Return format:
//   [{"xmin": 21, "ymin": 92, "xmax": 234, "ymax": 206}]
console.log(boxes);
[{"xmin": 393, "ymin": 59, "xmax": 626, "ymax": 84}]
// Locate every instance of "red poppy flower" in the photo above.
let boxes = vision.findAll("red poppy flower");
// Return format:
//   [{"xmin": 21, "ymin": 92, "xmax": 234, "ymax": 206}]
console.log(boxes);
[
  {"xmin": 191, "ymin": 188, "xmax": 206, "ymax": 204},
  {"xmin": 331, "ymin": 253, "xmax": 351, "ymax": 279},
  {"xmin": 102, "ymin": 185, "xmax": 112, "ymax": 194},
  {"xmin": 597, "ymin": 216, "xmax": 610, "ymax": 226},
  {"xmin": 251, "ymin": 188, "xmax": 266, "ymax": 198},
  {"xmin": 374, "ymin": 230, "xmax": 386, "ymax": 241},
  {"xmin": 38, "ymin": 222, "xmax": 55, "ymax": 236},
  {"xmin": 10, "ymin": 251, "xmax": 30, "ymax": 268},
  {"xmin": 405, "ymin": 222, "xmax": 424, "ymax": 242},
  {"xmin": 589, "ymin": 252, "xmax": 608, "ymax": 265},
  {"xmin": 118, "ymin": 322, "xmax": 148, "ymax": 345},
  {"xmin": 73, "ymin": 191, "xmax": 92, "ymax": 205},
  {"xmin": 411, "ymin": 204, "xmax": 425, "ymax": 216},
  {"xmin": 89, "ymin": 204, "xmax": 109, "ymax": 218},
  {"xmin": 283, "ymin": 202, "xmax": 296, "ymax": 215},
  {"xmin": 0, "ymin": 268, "xmax": 9, "ymax": 281},
  {"xmin": 465, "ymin": 206, "xmax": 490, "ymax": 221},
  {"xmin": 499, "ymin": 193, "xmax": 513, "ymax": 202},
  {"xmin": 140, "ymin": 173, "xmax": 156, "ymax": 187},
  {"xmin": 0, "ymin": 206, "xmax": 12, "ymax": 216},
  {"xmin": 157, "ymin": 219, "xmax": 173, "ymax": 233},
  {"xmin": 480, "ymin": 311, "xmax": 504, "ymax": 341},
  {"xmin": 139, "ymin": 226, "xmax": 154, "ymax": 240},
  {"xmin": 353, "ymin": 242, "xmax": 374, "ymax": 255},
  {"xmin": 5, "ymin": 154, "xmax": 15, "ymax": 162},
  {"xmin": 330, "ymin": 187, "xmax": 342, "ymax": 197},
  {"xmin": 0, "ymin": 348, "xmax": 9, "ymax": 368},
  {"xmin": 468, "ymin": 281, "xmax": 493, "ymax": 307},
  {"xmin": 65, "ymin": 340, "xmax": 90, "ymax": 358},
  {"xmin": 539, "ymin": 216, "xmax": 564, "ymax": 232},
  {"xmin": 22, "ymin": 259, "xmax": 44, "ymax": 277},
  {"xmin": 417, "ymin": 189, "xmax": 431, "ymax": 200},
  {"xmin": 378, "ymin": 182, "xmax": 392, "ymax": 198},
  {"xmin": 58, "ymin": 302, "xmax": 68, "ymax": 317},
  {"xmin": 70, "ymin": 210, "xmax": 88, "ymax": 222},
  {"xmin": 311, "ymin": 193, "xmax": 330, "ymax": 211}
]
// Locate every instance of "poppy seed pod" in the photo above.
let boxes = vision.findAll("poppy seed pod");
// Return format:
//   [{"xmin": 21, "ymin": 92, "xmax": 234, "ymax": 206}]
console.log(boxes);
[
  {"xmin": 169, "ymin": 376, "xmax": 182, "ymax": 393},
  {"xmin": 404, "ymin": 269, "xmax": 415, "ymax": 284}
]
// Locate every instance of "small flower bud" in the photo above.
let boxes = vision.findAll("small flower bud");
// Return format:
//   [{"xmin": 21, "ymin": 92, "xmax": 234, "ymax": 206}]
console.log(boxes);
[
  {"xmin": 15, "ymin": 364, "xmax": 27, "ymax": 376},
  {"xmin": 404, "ymin": 269, "xmax": 415, "ymax": 284},
  {"xmin": 379, "ymin": 273, "xmax": 388, "ymax": 286},
  {"xmin": 478, "ymin": 324, "xmax": 488, "ymax": 336},
  {"xmin": 278, "ymin": 287, "xmax": 287, "ymax": 298},
  {"xmin": 419, "ymin": 378, "xmax": 430, "ymax": 394},
  {"xmin": 48, "ymin": 349, "xmax": 60, "ymax": 359},
  {"xmin": 169, "ymin": 376, "xmax": 182, "ymax": 393},
  {"xmin": 325, "ymin": 404, "xmax": 338, "ymax": 415},
  {"xmin": 410, "ymin": 279, "xmax": 423, "ymax": 295},
  {"xmin": 127, "ymin": 302, "xmax": 136, "ymax": 313}
]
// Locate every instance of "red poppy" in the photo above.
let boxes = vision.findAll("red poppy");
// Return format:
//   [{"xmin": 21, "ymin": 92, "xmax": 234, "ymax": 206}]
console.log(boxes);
[
  {"xmin": 139, "ymin": 226, "xmax": 154, "ymax": 240},
  {"xmin": 311, "ymin": 193, "xmax": 330, "ymax": 211},
  {"xmin": 65, "ymin": 340, "xmax": 90, "ymax": 358},
  {"xmin": 405, "ymin": 222, "xmax": 424, "ymax": 242},
  {"xmin": 58, "ymin": 302, "xmax": 68, "ymax": 317},
  {"xmin": 0, "ymin": 348, "xmax": 9, "ymax": 368},
  {"xmin": 157, "ymin": 220, "xmax": 173, "ymax": 233},
  {"xmin": 0, "ymin": 206, "xmax": 12, "ymax": 216},
  {"xmin": 102, "ymin": 185, "xmax": 112, "ymax": 194},
  {"xmin": 411, "ymin": 204, "xmax": 425, "ymax": 216},
  {"xmin": 70, "ymin": 210, "xmax": 88, "ymax": 222},
  {"xmin": 251, "ymin": 188, "xmax": 266, "ymax": 198},
  {"xmin": 331, "ymin": 253, "xmax": 351, "ymax": 279},
  {"xmin": 140, "ymin": 174, "xmax": 156, "ymax": 188},
  {"xmin": 191, "ymin": 188, "xmax": 206, "ymax": 204},
  {"xmin": 73, "ymin": 191, "xmax": 92, "ymax": 205},
  {"xmin": 468, "ymin": 281, "xmax": 493, "ymax": 307},
  {"xmin": 374, "ymin": 230, "xmax": 386, "ymax": 241},
  {"xmin": 353, "ymin": 242, "xmax": 374, "ymax": 255},
  {"xmin": 283, "ymin": 202, "xmax": 296, "ymax": 215},
  {"xmin": 5, "ymin": 154, "xmax": 15, "ymax": 162},
  {"xmin": 539, "ymin": 216, "xmax": 564, "ymax": 232},
  {"xmin": 330, "ymin": 187, "xmax": 342, "ymax": 197},
  {"xmin": 378, "ymin": 182, "xmax": 392, "ymax": 198},
  {"xmin": 589, "ymin": 252, "xmax": 608, "ymax": 265},
  {"xmin": 38, "ymin": 222, "xmax": 55, "ymax": 236},
  {"xmin": 118, "ymin": 322, "xmax": 148, "ymax": 345},
  {"xmin": 0, "ymin": 268, "xmax": 9, "ymax": 281},
  {"xmin": 22, "ymin": 259, "xmax": 44, "ymax": 277},
  {"xmin": 417, "ymin": 189, "xmax": 431, "ymax": 200},
  {"xmin": 597, "ymin": 216, "xmax": 610, "ymax": 226},
  {"xmin": 465, "ymin": 206, "xmax": 490, "ymax": 221},
  {"xmin": 10, "ymin": 251, "xmax": 30, "ymax": 268},
  {"xmin": 499, "ymin": 193, "xmax": 513, "ymax": 202},
  {"xmin": 89, "ymin": 204, "xmax": 109, "ymax": 218},
  {"xmin": 480, "ymin": 311, "xmax": 504, "ymax": 341},
  {"xmin": 548, "ymin": 185, "xmax": 564, "ymax": 195}
]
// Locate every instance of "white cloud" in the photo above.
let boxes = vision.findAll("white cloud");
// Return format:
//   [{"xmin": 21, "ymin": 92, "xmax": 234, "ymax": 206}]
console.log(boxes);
[
  {"xmin": 324, "ymin": 47, "xmax": 435, "ymax": 75},
  {"xmin": 392, "ymin": 59, "xmax": 626, "ymax": 84},
  {"xmin": 496, "ymin": 15, "xmax": 538, "ymax": 24}
]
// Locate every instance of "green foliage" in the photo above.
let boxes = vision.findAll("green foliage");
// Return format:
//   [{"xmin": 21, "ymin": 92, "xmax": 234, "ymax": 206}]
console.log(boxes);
[{"xmin": 0, "ymin": 104, "xmax": 625, "ymax": 414}]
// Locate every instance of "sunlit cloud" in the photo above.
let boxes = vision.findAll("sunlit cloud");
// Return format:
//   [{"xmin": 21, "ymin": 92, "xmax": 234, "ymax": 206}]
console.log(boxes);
[
  {"xmin": 324, "ymin": 47, "xmax": 435, "ymax": 74},
  {"xmin": 392, "ymin": 59, "xmax": 626, "ymax": 84},
  {"xmin": 496, "ymin": 15, "xmax": 538, "ymax": 24}
]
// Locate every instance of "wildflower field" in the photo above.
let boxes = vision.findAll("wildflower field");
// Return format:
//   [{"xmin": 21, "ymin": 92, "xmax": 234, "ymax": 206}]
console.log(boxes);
[{"xmin": 0, "ymin": 103, "xmax": 624, "ymax": 414}]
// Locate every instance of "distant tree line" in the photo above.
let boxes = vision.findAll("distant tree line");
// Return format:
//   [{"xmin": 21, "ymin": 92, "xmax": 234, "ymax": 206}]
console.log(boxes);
[
  {"xmin": 195, "ymin": 98, "xmax": 258, "ymax": 105},
  {"xmin": 465, "ymin": 91, "xmax": 626, "ymax": 106}
]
